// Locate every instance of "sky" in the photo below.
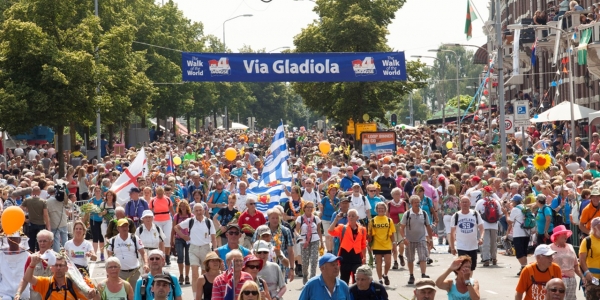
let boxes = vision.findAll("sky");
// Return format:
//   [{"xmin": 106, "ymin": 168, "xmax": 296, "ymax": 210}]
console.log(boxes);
[{"xmin": 171, "ymin": 0, "xmax": 491, "ymax": 67}]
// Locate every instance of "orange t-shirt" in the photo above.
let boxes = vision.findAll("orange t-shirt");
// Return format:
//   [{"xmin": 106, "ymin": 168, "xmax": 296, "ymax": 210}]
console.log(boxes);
[
  {"xmin": 515, "ymin": 263, "xmax": 562, "ymax": 300},
  {"xmin": 33, "ymin": 276, "xmax": 87, "ymax": 300},
  {"xmin": 149, "ymin": 196, "xmax": 172, "ymax": 222},
  {"xmin": 580, "ymin": 203, "xmax": 600, "ymax": 230}
]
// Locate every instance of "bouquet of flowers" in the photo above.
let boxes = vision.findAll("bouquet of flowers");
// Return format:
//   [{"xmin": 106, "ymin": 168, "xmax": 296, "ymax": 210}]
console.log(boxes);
[
  {"xmin": 79, "ymin": 203, "xmax": 101, "ymax": 214},
  {"xmin": 215, "ymin": 212, "xmax": 242, "ymax": 237}
]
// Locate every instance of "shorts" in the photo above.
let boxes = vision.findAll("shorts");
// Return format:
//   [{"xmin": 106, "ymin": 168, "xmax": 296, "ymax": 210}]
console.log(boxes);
[
  {"xmin": 457, "ymin": 249, "xmax": 477, "ymax": 271},
  {"xmin": 513, "ymin": 236, "xmax": 530, "ymax": 259},
  {"xmin": 322, "ymin": 220, "xmax": 332, "ymax": 237},
  {"xmin": 372, "ymin": 250, "xmax": 392, "ymax": 255},
  {"xmin": 392, "ymin": 223, "xmax": 402, "ymax": 244},
  {"xmin": 405, "ymin": 241, "xmax": 428, "ymax": 263},
  {"xmin": 155, "ymin": 220, "xmax": 173, "ymax": 247},
  {"xmin": 189, "ymin": 244, "xmax": 211, "ymax": 267}
]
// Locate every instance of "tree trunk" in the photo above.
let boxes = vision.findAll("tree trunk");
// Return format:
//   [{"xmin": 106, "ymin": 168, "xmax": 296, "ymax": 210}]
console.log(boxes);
[
  {"xmin": 57, "ymin": 126, "xmax": 65, "ymax": 178},
  {"xmin": 69, "ymin": 123, "xmax": 76, "ymax": 151},
  {"xmin": 195, "ymin": 116, "xmax": 201, "ymax": 134},
  {"xmin": 108, "ymin": 124, "xmax": 115, "ymax": 150},
  {"xmin": 186, "ymin": 113, "xmax": 191, "ymax": 134},
  {"xmin": 140, "ymin": 113, "xmax": 147, "ymax": 128},
  {"xmin": 172, "ymin": 114, "xmax": 178, "ymax": 137},
  {"xmin": 124, "ymin": 121, "xmax": 130, "ymax": 148}
]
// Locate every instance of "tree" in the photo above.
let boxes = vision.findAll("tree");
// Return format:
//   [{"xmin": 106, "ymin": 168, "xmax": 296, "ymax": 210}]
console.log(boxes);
[
  {"xmin": 447, "ymin": 95, "xmax": 477, "ymax": 113},
  {"xmin": 396, "ymin": 91, "xmax": 430, "ymax": 125},
  {"xmin": 292, "ymin": 0, "xmax": 428, "ymax": 130}
]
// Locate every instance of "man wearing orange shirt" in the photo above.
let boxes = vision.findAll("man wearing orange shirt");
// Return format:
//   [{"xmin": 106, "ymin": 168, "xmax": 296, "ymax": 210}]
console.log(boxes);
[
  {"xmin": 515, "ymin": 244, "xmax": 562, "ymax": 300},
  {"xmin": 579, "ymin": 186, "xmax": 600, "ymax": 237}
]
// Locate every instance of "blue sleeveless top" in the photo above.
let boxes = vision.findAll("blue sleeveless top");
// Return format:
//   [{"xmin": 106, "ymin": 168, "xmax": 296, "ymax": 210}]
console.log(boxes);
[{"xmin": 447, "ymin": 279, "xmax": 471, "ymax": 300}]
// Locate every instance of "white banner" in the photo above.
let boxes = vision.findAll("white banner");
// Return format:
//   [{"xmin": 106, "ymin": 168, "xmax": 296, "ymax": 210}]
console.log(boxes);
[
  {"xmin": 110, "ymin": 147, "xmax": 148, "ymax": 206},
  {"xmin": 513, "ymin": 29, "xmax": 520, "ymax": 76}
]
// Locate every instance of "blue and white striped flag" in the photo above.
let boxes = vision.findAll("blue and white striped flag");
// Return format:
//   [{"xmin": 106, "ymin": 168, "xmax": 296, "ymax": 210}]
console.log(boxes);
[{"xmin": 248, "ymin": 122, "xmax": 292, "ymax": 212}]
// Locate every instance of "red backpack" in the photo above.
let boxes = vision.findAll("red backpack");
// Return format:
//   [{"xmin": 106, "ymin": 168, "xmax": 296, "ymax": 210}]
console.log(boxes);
[{"xmin": 481, "ymin": 197, "xmax": 500, "ymax": 223}]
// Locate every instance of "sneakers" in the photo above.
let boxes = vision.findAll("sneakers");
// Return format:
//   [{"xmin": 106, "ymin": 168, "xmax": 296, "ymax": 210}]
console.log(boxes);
[
  {"xmin": 383, "ymin": 275, "xmax": 390, "ymax": 286},
  {"xmin": 422, "ymin": 274, "xmax": 430, "ymax": 278},
  {"xmin": 517, "ymin": 266, "xmax": 525, "ymax": 276},
  {"xmin": 426, "ymin": 258, "xmax": 433, "ymax": 265},
  {"xmin": 379, "ymin": 279, "xmax": 384, "ymax": 285},
  {"xmin": 185, "ymin": 276, "xmax": 190, "ymax": 285},
  {"xmin": 392, "ymin": 261, "xmax": 399, "ymax": 270},
  {"xmin": 482, "ymin": 260, "xmax": 490, "ymax": 267},
  {"xmin": 399, "ymin": 255, "xmax": 405, "ymax": 267},
  {"xmin": 165, "ymin": 255, "xmax": 171, "ymax": 266},
  {"xmin": 492, "ymin": 259, "xmax": 498, "ymax": 266},
  {"xmin": 179, "ymin": 275, "xmax": 184, "ymax": 285},
  {"xmin": 100, "ymin": 253, "xmax": 105, "ymax": 262},
  {"xmin": 408, "ymin": 274, "xmax": 415, "ymax": 285},
  {"xmin": 295, "ymin": 265, "xmax": 303, "ymax": 277}
]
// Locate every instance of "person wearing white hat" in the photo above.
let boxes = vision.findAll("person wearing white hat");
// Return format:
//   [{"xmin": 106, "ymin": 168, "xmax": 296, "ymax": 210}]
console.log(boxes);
[
  {"xmin": 515, "ymin": 244, "xmax": 562, "ymax": 300},
  {"xmin": 135, "ymin": 210, "xmax": 166, "ymax": 254},
  {"xmin": 254, "ymin": 241, "xmax": 287, "ymax": 300}
]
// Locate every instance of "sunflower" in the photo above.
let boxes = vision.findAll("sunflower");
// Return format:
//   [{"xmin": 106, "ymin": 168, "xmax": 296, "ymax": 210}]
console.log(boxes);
[{"xmin": 533, "ymin": 153, "xmax": 552, "ymax": 171}]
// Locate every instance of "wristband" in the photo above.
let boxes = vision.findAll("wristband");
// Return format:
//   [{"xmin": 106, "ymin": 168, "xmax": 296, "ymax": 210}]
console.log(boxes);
[
  {"xmin": 29, "ymin": 265, "xmax": 36, "ymax": 269},
  {"xmin": 585, "ymin": 270, "xmax": 591, "ymax": 276}
]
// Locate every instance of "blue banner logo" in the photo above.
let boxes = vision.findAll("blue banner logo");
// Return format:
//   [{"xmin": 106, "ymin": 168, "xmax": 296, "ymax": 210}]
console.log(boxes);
[{"xmin": 181, "ymin": 52, "xmax": 407, "ymax": 82}]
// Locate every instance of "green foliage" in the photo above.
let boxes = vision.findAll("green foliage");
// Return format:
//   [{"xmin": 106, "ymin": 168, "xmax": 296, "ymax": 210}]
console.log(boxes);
[
  {"xmin": 396, "ymin": 90, "xmax": 430, "ymax": 125},
  {"xmin": 447, "ymin": 95, "xmax": 477, "ymax": 113},
  {"xmin": 292, "ymin": 0, "xmax": 428, "ymax": 126}
]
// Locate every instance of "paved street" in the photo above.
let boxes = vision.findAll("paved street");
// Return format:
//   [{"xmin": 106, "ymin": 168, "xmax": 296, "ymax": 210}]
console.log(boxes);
[{"xmin": 86, "ymin": 243, "xmax": 586, "ymax": 299}]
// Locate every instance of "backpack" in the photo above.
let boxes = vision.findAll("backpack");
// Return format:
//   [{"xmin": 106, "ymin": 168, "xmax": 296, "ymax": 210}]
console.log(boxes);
[
  {"xmin": 586, "ymin": 236, "xmax": 595, "ymax": 258},
  {"xmin": 110, "ymin": 234, "xmax": 139, "ymax": 259},
  {"xmin": 188, "ymin": 217, "xmax": 212, "ymax": 233},
  {"xmin": 44, "ymin": 277, "xmax": 77, "ymax": 300},
  {"xmin": 480, "ymin": 198, "xmax": 500, "ymax": 223},
  {"xmin": 140, "ymin": 272, "xmax": 176, "ymax": 300},
  {"xmin": 518, "ymin": 205, "xmax": 536, "ymax": 230},
  {"xmin": 138, "ymin": 224, "xmax": 164, "ymax": 242},
  {"xmin": 539, "ymin": 205, "xmax": 563, "ymax": 227},
  {"xmin": 54, "ymin": 184, "xmax": 66, "ymax": 202},
  {"xmin": 406, "ymin": 210, "xmax": 429, "ymax": 230},
  {"xmin": 453, "ymin": 210, "xmax": 480, "ymax": 226},
  {"xmin": 151, "ymin": 197, "xmax": 172, "ymax": 215},
  {"xmin": 301, "ymin": 188, "xmax": 318, "ymax": 200}
]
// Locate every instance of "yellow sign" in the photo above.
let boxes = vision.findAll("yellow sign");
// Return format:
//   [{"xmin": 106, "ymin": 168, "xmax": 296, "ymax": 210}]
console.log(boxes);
[
  {"xmin": 346, "ymin": 119, "xmax": 355, "ymax": 134},
  {"xmin": 362, "ymin": 113, "xmax": 370, "ymax": 122},
  {"xmin": 355, "ymin": 123, "xmax": 377, "ymax": 140}
]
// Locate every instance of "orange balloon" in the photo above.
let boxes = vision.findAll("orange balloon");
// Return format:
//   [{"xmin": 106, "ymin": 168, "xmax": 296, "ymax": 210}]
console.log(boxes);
[
  {"xmin": 1, "ymin": 206, "xmax": 25, "ymax": 235},
  {"xmin": 224, "ymin": 148, "xmax": 237, "ymax": 161},
  {"xmin": 383, "ymin": 156, "xmax": 392, "ymax": 163}
]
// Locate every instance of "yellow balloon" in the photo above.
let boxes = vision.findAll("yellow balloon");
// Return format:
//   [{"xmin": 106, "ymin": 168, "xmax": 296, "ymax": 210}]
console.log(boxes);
[
  {"xmin": 225, "ymin": 148, "xmax": 237, "ymax": 161},
  {"xmin": 446, "ymin": 141, "xmax": 453, "ymax": 149},
  {"xmin": 319, "ymin": 140, "xmax": 331, "ymax": 154},
  {"xmin": 173, "ymin": 156, "xmax": 182, "ymax": 166}
]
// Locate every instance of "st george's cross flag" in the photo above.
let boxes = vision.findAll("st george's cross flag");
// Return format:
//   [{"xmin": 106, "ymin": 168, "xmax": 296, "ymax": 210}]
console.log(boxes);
[{"xmin": 110, "ymin": 147, "xmax": 149, "ymax": 206}]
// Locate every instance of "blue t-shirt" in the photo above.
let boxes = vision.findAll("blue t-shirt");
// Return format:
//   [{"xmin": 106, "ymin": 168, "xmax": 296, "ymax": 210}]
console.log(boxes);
[
  {"xmin": 340, "ymin": 175, "xmax": 361, "ymax": 192},
  {"xmin": 100, "ymin": 140, "xmax": 108, "ymax": 158},
  {"xmin": 550, "ymin": 196, "xmax": 571, "ymax": 225},
  {"xmin": 207, "ymin": 189, "xmax": 231, "ymax": 216},
  {"xmin": 215, "ymin": 244, "xmax": 250, "ymax": 269},
  {"xmin": 320, "ymin": 196, "xmax": 340, "ymax": 221},
  {"xmin": 420, "ymin": 197, "xmax": 434, "ymax": 223},
  {"xmin": 580, "ymin": 199, "xmax": 591, "ymax": 216},
  {"xmin": 330, "ymin": 210, "xmax": 349, "ymax": 225},
  {"xmin": 90, "ymin": 197, "xmax": 104, "ymax": 222},
  {"xmin": 367, "ymin": 195, "xmax": 383, "ymax": 217},
  {"xmin": 299, "ymin": 275, "xmax": 350, "ymax": 300},
  {"xmin": 536, "ymin": 205, "xmax": 555, "ymax": 234},
  {"xmin": 134, "ymin": 272, "xmax": 182, "ymax": 300}
]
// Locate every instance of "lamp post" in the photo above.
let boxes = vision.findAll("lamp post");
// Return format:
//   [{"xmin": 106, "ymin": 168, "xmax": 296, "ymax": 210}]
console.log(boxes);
[
  {"xmin": 411, "ymin": 55, "xmax": 445, "ymax": 125},
  {"xmin": 429, "ymin": 49, "xmax": 461, "ymax": 151},
  {"xmin": 94, "ymin": 0, "xmax": 101, "ymax": 158},
  {"xmin": 223, "ymin": 14, "xmax": 253, "ymax": 50},
  {"xmin": 267, "ymin": 46, "xmax": 290, "ymax": 53},
  {"xmin": 507, "ymin": 23, "xmax": 576, "ymax": 153}
]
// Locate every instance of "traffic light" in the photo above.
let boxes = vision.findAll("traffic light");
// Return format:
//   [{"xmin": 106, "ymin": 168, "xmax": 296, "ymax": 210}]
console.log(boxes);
[{"xmin": 391, "ymin": 114, "xmax": 397, "ymax": 126}]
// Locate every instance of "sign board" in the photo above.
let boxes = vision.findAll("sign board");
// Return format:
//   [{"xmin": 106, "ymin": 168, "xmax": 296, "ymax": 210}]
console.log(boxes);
[
  {"xmin": 346, "ymin": 119, "xmax": 355, "ymax": 134},
  {"xmin": 505, "ymin": 115, "xmax": 515, "ymax": 134},
  {"xmin": 182, "ymin": 52, "xmax": 407, "ymax": 82},
  {"xmin": 361, "ymin": 132, "xmax": 397, "ymax": 158},
  {"xmin": 355, "ymin": 123, "xmax": 377, "ymax": 140},
  {"xmin": 514, "ymin": 120, "xmax": 531, "ymax": 127},
  {"xmin": 514, "ymin": 100, "xmax": 529, "ymax": 120},
  {"xmin": 414, "ymin": 120, "xmax": 421, "ymax": 127}
]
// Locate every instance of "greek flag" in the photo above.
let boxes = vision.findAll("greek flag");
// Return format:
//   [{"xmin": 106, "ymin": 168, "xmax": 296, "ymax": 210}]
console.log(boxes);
[{"xmin": 248, "ymin": 122, "xmax": 291, "ymax": 212}]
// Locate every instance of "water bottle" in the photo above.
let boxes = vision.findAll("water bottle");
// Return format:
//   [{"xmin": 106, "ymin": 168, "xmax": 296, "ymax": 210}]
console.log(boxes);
[{"xmin": 592, "ymin": 277, "xmax": 599, "ymax": 286}]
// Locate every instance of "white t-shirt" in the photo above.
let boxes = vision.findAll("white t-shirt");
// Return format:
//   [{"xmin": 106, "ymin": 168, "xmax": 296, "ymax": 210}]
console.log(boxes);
[
  {"xmin": 135, "ymin": 224, "xmax": 166, "ymax": 249},
  {"xmin": 474, "ymin": 198, "xmax": 503, "ymax": 229},
  {"xmin": 350, "ymin": 195, "xmax": 371, "ymax": 219},
  {"xmin": 301, "ymin": 188, "xmax": 320, "ymax": 206},
  {"xmin": 108, "ymin": 234, "xmax": 144, "ymax": 269},
  {"xmin": 64, "ymin": 239, "xmax": 94, "ymax": 267},
  {"xmin": 27, "ymin": 149, "xmax": 38, "ymax": 161},
  {"xmin": 178, "ymin": 217, "xmax": 215, "ymax": 246},
  {"xmin": 328, "ymin": 166, "xmax": 340, "ymax": 175},
  {"xmin": 509, "ymin": 205, "xmax": 529, "ymax": 238},
  {"xmin": 465, "ymin": 187, "xmax": 482, "ymax": 207},
  {"xmin": 451, "ymin": 210, "xmax": 481, "ymax": 251},
  {"xmin": 566, "ymin": 162, "xmax": 580, "ymax": 174},
  {"xmin": 295, "ymin": 215, "xmax": 321, "ymax": 244},
  {"xmin": 236, "ymin": 193, "xmax": 248, "ymax": 212}
]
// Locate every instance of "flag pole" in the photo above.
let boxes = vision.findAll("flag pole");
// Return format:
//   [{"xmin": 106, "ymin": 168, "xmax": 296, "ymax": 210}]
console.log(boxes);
[{"xmin": 469, "ymin": 0, "xmax": 483, "ymax": 22}]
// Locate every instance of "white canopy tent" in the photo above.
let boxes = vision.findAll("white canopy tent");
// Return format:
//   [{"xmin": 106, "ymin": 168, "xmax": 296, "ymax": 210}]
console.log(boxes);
[
  {"xmin": 395, "ymin": 124, "xmax": 417, "ymax": 130},
  {"xmin": 218, "ymin": 122, "xmax": 249, "ymax": 130},
  {"xmin": 530, "ymin": 101, "xmax": 598, "ymax": 123}
]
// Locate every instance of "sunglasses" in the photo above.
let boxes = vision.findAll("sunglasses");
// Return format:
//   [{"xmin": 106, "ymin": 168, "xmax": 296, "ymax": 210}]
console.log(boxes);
[
  {"xmin": 149, "ymin": 257, "xmax": 162, "ymax": 261},
  {"xmin": 548, "ymin": 288, "xmax": 565, "ymax": 294},
  {"xmin": 228, "ymin": 231, "xmax": 240, "ymax": 236},
  {"xmin": 256, "ymin": 251, "xmax": 269, "ymax": 255},
  {"xmin": 247, "ymin": 203, "xmax": 256, "ymax": 206},
  {"xmin": 242, "ymin": 291, "xmax": 259, "ymax": 296},
  {"xmin": 245, "ymin": 264, "xmax": 261, "ymax": 269},
  {"xmin": 368, "ymin": 190, "xmax": 376, "ymax": 192}
]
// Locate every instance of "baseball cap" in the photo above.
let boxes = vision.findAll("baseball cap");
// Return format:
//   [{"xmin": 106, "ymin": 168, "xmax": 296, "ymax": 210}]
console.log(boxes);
[
  {"xmin": 415, "ymin": 278, "xmax": 436, "ymax": 290},
  {"xmin": 511, "ymin": 194, "xmax": 523, "ymax": 203},
  {"xmin": 409, "ymin": 170, "xmax": 417, "ymax": 176},
  {"xmin": 352, "ymin": 182, "xmax": 360, "ymax": 188},
  {"xmin": 153, "ymin": 274, "xmax": 172, "ymax": 285},
  {"xmin": 117, "ymin": 218, "xmax": 129, "ymax": 227},
  {"xmin": 471, "ymin": 176, "xmax": 481, "ymax": 183},
  {"xmin": 534, "ymin": 244, "xmax": 557, "ymax": 256},
  {"xmin": 255, "ymin": 225, "xmax": 271, "ymax": 237},
  {"xmin": 148, "ymin": 249, "xmax": 165, "ymax": 258},
  {"xmin": 141, "ymin": 210, "xmax": 154, "ymax": 219},
  {"xmin": 253, "ymin": 240, "xmax": 271, "ymax": 252},
  {"xmin": 226, "ymin": 224, "xmax": 241, "ymax": 232},
  {"xmin": 129, "ymin": 187, "xmax": 141, "ymax": 193},
  {"xmin": 340, "ymin": 197, "xmax": 351, "ymax": 203},
  {"xmin": 318, "ymin": 253, "xmax": 342, "ymax": 267}
]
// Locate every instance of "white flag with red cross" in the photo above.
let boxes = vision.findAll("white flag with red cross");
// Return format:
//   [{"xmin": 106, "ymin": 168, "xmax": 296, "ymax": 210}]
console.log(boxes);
[{"xmin": 111, "ymin": 147, "xmax": 148, "ymax": 206}]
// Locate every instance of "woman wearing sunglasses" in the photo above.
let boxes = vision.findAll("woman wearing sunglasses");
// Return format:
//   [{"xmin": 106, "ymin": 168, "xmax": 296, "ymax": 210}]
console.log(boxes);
[
  {"xmin": 237, "ymin": 281, "xmax": 262, "ymax": 300},
  {"xmin": 242, "ymin": 255, "xmax": 272, "ymax": 300}
]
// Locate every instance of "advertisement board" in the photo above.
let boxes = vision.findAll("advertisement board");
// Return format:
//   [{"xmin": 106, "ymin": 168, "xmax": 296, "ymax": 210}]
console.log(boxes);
[
  {"xmin": 361, "ymin": 132, "xmax": 397, "ymax": 158},
  {"xmin": 181, "ymin": 52, "xmax": 407, "ymax": 82}
]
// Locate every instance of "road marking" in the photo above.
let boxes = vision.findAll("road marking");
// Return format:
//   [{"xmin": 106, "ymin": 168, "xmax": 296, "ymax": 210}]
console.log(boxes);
[{"xmin": 486, "ymin": 290, "xmax": 498, "ymax": 294}]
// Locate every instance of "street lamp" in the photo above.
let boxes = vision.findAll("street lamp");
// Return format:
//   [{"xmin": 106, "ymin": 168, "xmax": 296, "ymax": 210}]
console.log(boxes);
[
  {"xmin": 411, "ymin": 55, "xmax": 446, "ymax": 125},
  {"xmin": 507, "ymin": 23, "xmax": 576, "ymax": 153},
  {"xmin": 223, "ymin": 14, "xmax": 253, "ymax": 50},
  {"xmin": 429, "ymin": 48, "xmax": 461, "ymax": 151},
  {"xmin": 268, "ymin": 46, "xmax": 290, "ymax": 53}
]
